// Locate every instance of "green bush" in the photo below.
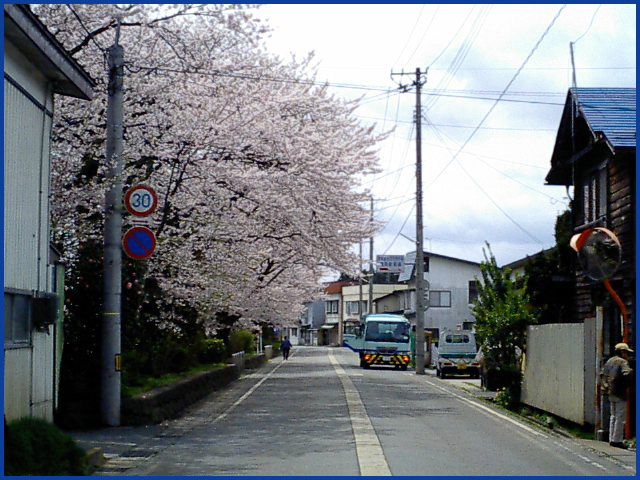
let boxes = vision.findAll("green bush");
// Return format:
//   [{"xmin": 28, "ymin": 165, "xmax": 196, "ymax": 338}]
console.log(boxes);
[
  {"xmin": 229, "ymin": 330, "xmax": 255, "ymax": 354},
  {"xmin": 5, "ymin": 417, "xmax": 88, "ymax": 475},
  {"xmin": 199, "ymin": 338, "xmax": 228, "ymax": 363}
]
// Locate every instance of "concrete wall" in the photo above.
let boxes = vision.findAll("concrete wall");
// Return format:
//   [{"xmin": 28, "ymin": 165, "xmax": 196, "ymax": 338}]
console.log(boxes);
[{"xmin": 522, "ymin": 323, "xmax": 585, "ymax": 425}]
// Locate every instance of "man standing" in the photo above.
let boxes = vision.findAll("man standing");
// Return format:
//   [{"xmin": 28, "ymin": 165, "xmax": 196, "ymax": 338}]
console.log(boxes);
[
  {"xmin": 281, "ymin": 336, "xmax": 292, "ymax": 361},
  {"xmin": 602, "ymin": 342, "xmax": 634, "ymax": 448}
]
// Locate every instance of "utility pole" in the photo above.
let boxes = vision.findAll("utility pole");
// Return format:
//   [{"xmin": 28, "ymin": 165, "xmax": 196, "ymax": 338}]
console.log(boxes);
[
  {"xmin": 391, "ymin": 67, "xmax": 427, "ymax": 374},
  {"xmin": 358, "ymin": 240, "xmax": 363, "ymax": 324},
  {"xmin": 102, "ymin": 21, "xmax": 124, "ymax": 426},
  {"xmin": 368, "ymin": 197, "xmax": 374, "ymax": 314}
]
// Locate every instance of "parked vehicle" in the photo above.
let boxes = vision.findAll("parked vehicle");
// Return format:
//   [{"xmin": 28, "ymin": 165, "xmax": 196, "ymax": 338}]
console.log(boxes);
[
  {"xmin": 344, "ymin": 314, "xmax": 411, "ymax": 370},
  {"xmin": 435, "ymin": 328, "xmax": 480, "ymax": 379}
]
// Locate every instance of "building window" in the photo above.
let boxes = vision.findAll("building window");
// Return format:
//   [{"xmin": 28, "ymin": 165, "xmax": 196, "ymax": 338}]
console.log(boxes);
[
  {"xmin": 4, "ymin": 291, "xmax": 32, "ymax": 346},
  {"xmin": 325, "ymin": 300, "xmax": 338, "ymax": 314},
  {"xmin": 346, "ymin": 301, "xmax": 367, "ymax": 315},
  {"xmin": 429, "ymin": 291, "xmax": 451, "ymax": 308},
  {"xmin": 468, "ymin": 280, "xmax": 478, "ymax": 304},
  {"xmin": 291, "ymin": 328, "xmax": 298, "ymax": 338},
  {"xmin": 579, "ymin": 168, "xmax": 606, "ymax": 225}
]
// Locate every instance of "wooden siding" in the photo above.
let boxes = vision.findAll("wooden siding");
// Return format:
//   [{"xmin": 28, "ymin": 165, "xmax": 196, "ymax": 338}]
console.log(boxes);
[{"xmin": 573, "ymin": 150, "xmax": 635, "ymax": 345}]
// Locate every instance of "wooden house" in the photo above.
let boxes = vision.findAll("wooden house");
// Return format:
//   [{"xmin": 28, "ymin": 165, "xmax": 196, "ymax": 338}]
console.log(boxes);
[{"xmin": 545, "ymin": 87, "xmax": 635, "ymax": 435}]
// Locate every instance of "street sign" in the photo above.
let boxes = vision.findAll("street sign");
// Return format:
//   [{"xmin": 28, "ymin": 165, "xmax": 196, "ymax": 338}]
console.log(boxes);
[
  {"xmin": 122, "ymin": 226, "xmax": 156, "ymax": 260},
  {"xmin": 124, "ymin": 184, "xmax": 158, "ymax": 217}
]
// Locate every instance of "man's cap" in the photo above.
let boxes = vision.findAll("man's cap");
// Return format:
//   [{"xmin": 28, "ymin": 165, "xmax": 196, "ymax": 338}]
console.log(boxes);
[{"xmin": 615, "ymin": 342, "xmax": 634, "ymax": 353}]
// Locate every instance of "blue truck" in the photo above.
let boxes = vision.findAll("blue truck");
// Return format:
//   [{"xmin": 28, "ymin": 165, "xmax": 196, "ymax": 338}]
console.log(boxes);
[{"xmin": 344, "ymin": 314, "xmax": 412, "ymax": 370}]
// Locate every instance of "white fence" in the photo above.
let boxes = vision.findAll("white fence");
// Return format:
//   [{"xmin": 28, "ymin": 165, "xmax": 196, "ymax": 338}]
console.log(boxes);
[{"xmin": 521, "ymin": 323, "xmax": 585, "ymax": 425}]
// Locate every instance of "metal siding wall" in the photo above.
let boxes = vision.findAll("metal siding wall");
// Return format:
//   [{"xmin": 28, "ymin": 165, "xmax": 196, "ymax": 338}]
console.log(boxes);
[
  {"xmin": 522, "ymin": 324, "xmax": 585, "ymax": 425},
  {"xmin": 3, "ymin": 79, "xmax": 47, "ymax": 291},
  {"xmin": 426, "ymin": 258, "xmax": 481, "ymax": 331},
  {"xmin": 4, "ymin": 348, "xmax": 32, "ymax": 421},
  {"xmin": 31, "ymin": 328, "xmax": 54, "ymax": 421}
]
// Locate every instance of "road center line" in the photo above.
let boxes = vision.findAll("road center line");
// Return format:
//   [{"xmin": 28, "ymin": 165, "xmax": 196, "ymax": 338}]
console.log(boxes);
[{"xmin": 329, "ymin": 352, "xmax": 391, "ymax": 476}]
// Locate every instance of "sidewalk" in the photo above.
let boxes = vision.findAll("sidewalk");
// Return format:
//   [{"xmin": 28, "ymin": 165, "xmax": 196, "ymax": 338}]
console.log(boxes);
[{"xmin": 424, "ymin": 367, "xmax": 636, "ymax": 472}]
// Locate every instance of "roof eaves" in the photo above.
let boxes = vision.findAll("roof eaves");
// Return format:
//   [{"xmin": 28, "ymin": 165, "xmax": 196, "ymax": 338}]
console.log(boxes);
[{"xmin": 5, "ymin": 4, "xmax": 95, "ymax": 100}]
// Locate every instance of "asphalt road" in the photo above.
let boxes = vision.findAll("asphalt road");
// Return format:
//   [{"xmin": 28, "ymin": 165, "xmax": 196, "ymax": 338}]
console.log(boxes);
[{"xmin": 88, "ymin": 346, "xmax": 633, "ymax": 476}]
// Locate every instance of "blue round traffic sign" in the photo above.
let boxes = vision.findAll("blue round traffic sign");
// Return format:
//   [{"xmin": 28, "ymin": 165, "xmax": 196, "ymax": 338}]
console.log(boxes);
[{"xmin": 122, "ymin": 226, "xmax": 156, "ymax": 260}]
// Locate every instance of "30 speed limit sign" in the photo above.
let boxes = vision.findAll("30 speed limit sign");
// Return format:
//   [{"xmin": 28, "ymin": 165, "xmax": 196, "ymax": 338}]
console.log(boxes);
[{"xmin": 124, "ymin": 185, "xmax": 158, "ymax": 217}]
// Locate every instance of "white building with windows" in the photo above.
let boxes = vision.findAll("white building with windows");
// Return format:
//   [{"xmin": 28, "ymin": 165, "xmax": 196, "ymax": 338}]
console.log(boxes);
[
  {"xmin": 396, "ymin": 251, "xmax": 482, "ymax": 336},
  {"xmin": 4, "ymin": 5, "xmax": 94, "ymax": 422}
]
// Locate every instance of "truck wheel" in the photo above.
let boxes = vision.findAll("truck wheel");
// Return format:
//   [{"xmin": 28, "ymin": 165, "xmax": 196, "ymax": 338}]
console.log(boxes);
[
  {"xmin": 401, "ymin": 365, "xmax": 408, "ymax": 371},
  {"xmin": 440, "ymin": 370, "xmax": 447, "ymax": 379},
  {"xmin": 436, "ymin": 368, "xmax": 441, "ymax": 378}
]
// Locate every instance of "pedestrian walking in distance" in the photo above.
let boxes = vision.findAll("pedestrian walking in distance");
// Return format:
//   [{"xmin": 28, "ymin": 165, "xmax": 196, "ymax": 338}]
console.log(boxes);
[
  {"xmin": 281, "ymin": 336, "xmax": 292, "ymax": 360},
  {"xmin": 601, "ymin": 342, "xmax": 634, "ymax": 448}
]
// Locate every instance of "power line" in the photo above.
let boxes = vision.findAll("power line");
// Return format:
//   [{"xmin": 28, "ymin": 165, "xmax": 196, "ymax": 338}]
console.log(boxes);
[
  {"xmin": 357, "ymin": 114, "xmax": 556, "ymax": 131},
  {"xmin": 393, "ymin": 4, "xmax": 426, "ymax": 66},
  {"xmin": 66, "ymin": 4, "xmax": 107, "ymax": 54},
  {"xmin": 455, "ymin": 160, "xmax": 544, "ymax": 245},
  {"xmin": 426, "ymin": 120, "xmax": 568, "ymax": 204},
  {"xmin": 426, "ymin": 5, "xmax": 567, "ymax": 189},
  {"xmin": 405, "ymin": 5, "xmax": 440, "ymax": 66},
  {"xmin": 572, "ymin": 4, "xmax": 602, "ymax": 44},
  {"xmin": 383, "ymin": 204, "xmax": 415, "ymax": 254}
]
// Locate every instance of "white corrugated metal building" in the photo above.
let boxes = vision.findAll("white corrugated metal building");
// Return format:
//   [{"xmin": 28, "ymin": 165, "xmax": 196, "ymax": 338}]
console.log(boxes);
[{"xmin": 4, "ymin": 5, "xmax": 94, "ymax": 422}]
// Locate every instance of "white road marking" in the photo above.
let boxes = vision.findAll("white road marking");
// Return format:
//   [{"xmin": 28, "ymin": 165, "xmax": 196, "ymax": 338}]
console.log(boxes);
[
  {"xmin": 329, "ymin": 352, "xmax": 391, "ymax": 476},
  {"xmin": 424, "ymin": 379, "xmax": 548, "ymax": 438},
  {"xmin": 211, "ymin": 357, "xmax": 288, "ymax": 424},
  {"xmin": 425, "ymin": 378, "xmax": 621, "ymax": 473}
]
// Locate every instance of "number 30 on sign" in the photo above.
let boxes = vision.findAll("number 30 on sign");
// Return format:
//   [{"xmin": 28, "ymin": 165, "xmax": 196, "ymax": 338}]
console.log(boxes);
[{"xmin": 124, "ymin": 185, "xmax": 158, "ymax": 217}]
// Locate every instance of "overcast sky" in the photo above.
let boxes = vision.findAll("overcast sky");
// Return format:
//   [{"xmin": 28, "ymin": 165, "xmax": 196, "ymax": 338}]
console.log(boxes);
[{"xmin": 252, "ymin": 4, "xmax": 636, "ymax": 268}]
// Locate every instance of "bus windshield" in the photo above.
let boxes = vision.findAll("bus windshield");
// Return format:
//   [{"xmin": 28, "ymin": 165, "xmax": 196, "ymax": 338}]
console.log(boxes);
[{"xmin": 365, "ymin": 321, "xmax": 410, "ymax": 343}]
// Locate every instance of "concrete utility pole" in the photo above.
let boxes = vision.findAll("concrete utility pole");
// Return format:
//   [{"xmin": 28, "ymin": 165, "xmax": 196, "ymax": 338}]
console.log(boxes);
[
  {"xmin": 358, "ymin": 240, "xmax": 363, "ymax": 323},
  {"xmin": 391, "ymin": 67, "xmax": 427, "ymax": 374},
  {"xmin": 413, "ymin": 68, "xmax": 427, "ymax": 375},
  {"xmin": 368, "ymin": 197, "xmax": 374, "ymax": 314},
  {"xmin": 102, "ymin": 22, "xmax": 124, "ymax": 426}
]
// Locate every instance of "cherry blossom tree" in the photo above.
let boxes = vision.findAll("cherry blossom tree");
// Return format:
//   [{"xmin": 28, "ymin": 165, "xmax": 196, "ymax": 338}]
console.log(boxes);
[{"xmin": 37, "ymin": 4, "xmax": 384, "ymax": 334}]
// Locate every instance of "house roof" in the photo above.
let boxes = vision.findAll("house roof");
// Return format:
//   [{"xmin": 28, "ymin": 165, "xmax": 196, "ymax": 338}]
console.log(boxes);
[
  {"xmin": 502, "ymin": 247, "xmax": 555, "ymax": 271},
  {"xmin": 574, "ymin": 88, "xmax": 636, "ymax": 148},
  {"xmin": 323, "ymin": 281, "xmax": 355, "ymax": 295},
  {"xmin": 546, "ymin": 88, "xmax": 635, "ymax": 185},
  {"xmin": 398, "ymin": 250, "xmax": 481, "ymax": 282},
  {"xmin": 4, "ymin": 4, "xmax": 95, "ymax": 100}
]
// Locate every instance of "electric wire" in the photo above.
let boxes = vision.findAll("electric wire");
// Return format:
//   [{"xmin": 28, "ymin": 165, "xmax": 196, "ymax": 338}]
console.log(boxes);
[
  {"xmin": 66, "ymin": 4, "xmax": 107, "ymax": 54},
  {"xmin": 572, "ymin": 4, "xmax": 602, "ymax": 44},
  {"xmin": 426, "ymin": 5, "xmax": 567, "ymax": 190},
  {"xmin": 405, "ymin": 5, "xmax": 440, "ymax": 66},
  {"xmin": 393, "ymin": 4, "xmax": 426, "ymax": 67}
]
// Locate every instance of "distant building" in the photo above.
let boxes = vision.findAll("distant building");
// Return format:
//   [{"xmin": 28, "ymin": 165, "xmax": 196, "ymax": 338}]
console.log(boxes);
[
  {"xmin": 299, "ymin": 300, "xmax": 325, "ymax": 346},
  {"xmin": 4, "ymin": 5, "xmax": 94, "ymax": 422},
  {"xmin": 396, "ymin": 251, "xmax": 482, "ymax": 338}
]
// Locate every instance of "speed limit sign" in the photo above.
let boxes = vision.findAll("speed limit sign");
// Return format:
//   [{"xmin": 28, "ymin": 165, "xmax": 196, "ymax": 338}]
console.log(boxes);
[{"xmin": 124, "ymin": 185, "xmax": 158, "ymax": 217}]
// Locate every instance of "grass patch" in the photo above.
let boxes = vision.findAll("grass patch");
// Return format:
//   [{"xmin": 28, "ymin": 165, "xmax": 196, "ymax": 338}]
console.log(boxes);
[
  {"xmin": 123, "ymin": 362, "xmax": 228, "ymax": 398},
  {"xmin": 5, "ymin": 417, "xmax": 88, "ymax": 475}
]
